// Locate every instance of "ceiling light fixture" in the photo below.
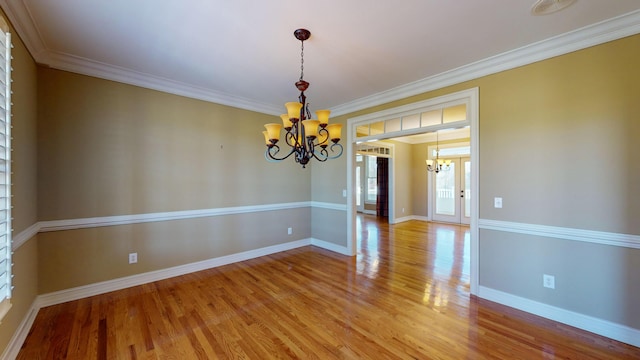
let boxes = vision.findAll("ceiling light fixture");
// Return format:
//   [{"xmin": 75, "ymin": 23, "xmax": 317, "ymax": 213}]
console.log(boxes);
[
  {"xmin": 426, "ymin": 131, "xmax": 451, "ymax": 173},
  {"xmin": 262, "ymin": 29, "xmax": 342, "ymax": 168}
]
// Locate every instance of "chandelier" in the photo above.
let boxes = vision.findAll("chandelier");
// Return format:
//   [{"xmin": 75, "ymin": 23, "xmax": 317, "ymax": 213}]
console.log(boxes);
[
  {"xmin": 262, "ymin": 29, "xmax": 343, "ymax": 168},
  {"xmin": 426, "ymin": 131, "xmax": 451, "ymax": 173}
]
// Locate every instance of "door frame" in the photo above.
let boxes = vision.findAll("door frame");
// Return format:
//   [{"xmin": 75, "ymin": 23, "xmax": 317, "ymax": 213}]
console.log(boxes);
[
  {"xmin": 427, "ymin": 150, "xmax": 471, "ymax": 225},
  {"xmin": 346, "ymin": 87, "xmax": 479, "ymax": 295}
]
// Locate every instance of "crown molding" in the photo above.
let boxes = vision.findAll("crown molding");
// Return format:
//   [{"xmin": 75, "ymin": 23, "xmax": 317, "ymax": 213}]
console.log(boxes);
[
  {"xmin": 0, "ymin": 0, "xmax": 282, "ymax": 115},
  {"xmin": 2, "ymin": 1, "xmax": 639, "ymax": 116},
  {"xmin": 330, "ymin": 9, "xmax": 640, "ymax": 117},
  {"xmin": 0, "ymin": 0, "xmax": 50, "ymax": 63},
  {"xmin": 44, "ymin": 51, "xmax": 283, "ymax": 115}
]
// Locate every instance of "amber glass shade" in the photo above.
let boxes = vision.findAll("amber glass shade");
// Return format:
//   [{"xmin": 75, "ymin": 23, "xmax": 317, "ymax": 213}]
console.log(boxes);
[
  {"xmin": 264, "ymin": 123, "xmax": 282, "ymax": 141},
  {"xmin": 285, "ymin": 102, "xmax": 303, "ymax": 120},
  {"xmin": 316, "ymin": 110, "xmax": 330, "ymax": 126},
  {"xmin": 262, "ymin": 131, "xmax": 271, "ymax": 145},
  {"xmin": 302, "ymin": 120, "xmax": 319, "ymax": 138},
  {"xmin": 280, "ymin": 114, "xmax": 293, "ymax": 128},
  {"xmin": 326, "ymin": 123, "xmax": 342, "ymax": 141}
]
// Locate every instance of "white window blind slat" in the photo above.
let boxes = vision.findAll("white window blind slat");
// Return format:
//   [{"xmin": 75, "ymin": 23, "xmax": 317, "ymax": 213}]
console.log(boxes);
[{"xmin": 0, "ymin": 29, "xmax": 12, "ymax": 309}]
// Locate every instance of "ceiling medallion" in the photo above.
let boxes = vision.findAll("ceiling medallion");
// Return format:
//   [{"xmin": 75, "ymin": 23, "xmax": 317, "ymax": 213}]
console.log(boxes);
[{"xmin": 531, "ymin": 0, "xmax": 577, "ymax": 16}]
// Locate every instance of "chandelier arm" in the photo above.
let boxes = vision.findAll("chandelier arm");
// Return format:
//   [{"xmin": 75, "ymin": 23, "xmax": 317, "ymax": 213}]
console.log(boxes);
[
  {"xmin": 317, "ymin": 127, "xmax": 329, "ymax": 147},
  {"xmin": 310, "ymin": 147, "xmax": 329, "ymax": 162},
  {"xmin": 283, "ymin": 127, "xmax": 300, "ymax": 148},
  {"xmin": 326, "ymin": 143, "xmax": 344, "ymax": 159},
  {"xmin": 306, "ymin": 136, "xmax": 317, "ymax": 160},
  {"xmin": 311, "ymin": 142, "xmax": 343, "ymax": 162},
  {"xmin": 265, "ymin": 144, "xmax": 297, "ymax": 162}
]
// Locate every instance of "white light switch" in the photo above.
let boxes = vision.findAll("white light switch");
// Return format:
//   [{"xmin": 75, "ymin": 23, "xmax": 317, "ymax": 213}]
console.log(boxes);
[
  {"xmin": 494, "ymin": 197, "xmax": 503, "ymax": 208},
  {"xmin": 342, "ymin": 189, "xmax": 347, "ymax": 197}
]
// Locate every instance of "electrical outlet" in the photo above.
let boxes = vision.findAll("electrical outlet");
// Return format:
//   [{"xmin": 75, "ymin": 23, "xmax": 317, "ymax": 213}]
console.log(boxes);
[
  {"xmin": 543, "ymin": 274, "xmax": 555, "ymax": 289},
  {"xmin": 287, "ymin": 227, "xmax": 292, "ymax": 235},
  {"xmin": 494, "ymin": 197, "xmax": 503, "ymax": 208},
  {"xmin": 129, "ymin": 252, "xmax": 138, "ymax": 264}
]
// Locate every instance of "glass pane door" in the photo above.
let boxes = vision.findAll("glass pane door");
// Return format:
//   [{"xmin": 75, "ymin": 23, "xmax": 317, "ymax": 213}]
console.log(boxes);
[
  {"xmin": 433, "ymin": 161, "xmax": 459, "ymax": 223},
  {"xmin": 462, "ymin": 158, "xmax": 470, "ymax": 225},
  {"xmin": 356, "ymin": 155, "xmax": 363, "ymax": 212},
  {"xmin": 432, "ymin": 157, "xmax": 470, "ymax": 224}
]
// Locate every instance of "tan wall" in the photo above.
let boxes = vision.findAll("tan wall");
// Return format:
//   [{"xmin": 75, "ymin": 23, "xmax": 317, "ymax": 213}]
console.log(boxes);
[
  {"xmin": 311, "ymin": 207, "xmax": 347, "ymax": 247},
  {"xmin": 332, "ymin": 34, "xmax": 640, "ymax": 329},
  {"xmin": 478, "ymin": 35, "xmax": 640, "ymax": 234},
  {"xmin": 0, "ymin": 9, "xmax": 40, "ymax": 354},
  {"xmin": 411, "ymin": 143, "xmax": 429, "ymax": 217},
  {"xmin": 475, "ymin": 34, "xmax": 640, "ymax": 328},
  {"xmin": 390, "ymin": 140, "xmax": 412, "ymax": 219},
  {"xmin": 9, "ymin": 19, "xmax": 38, "ymax": 232},
  {"xmin": 38, "ymin": 68, "xmax": 310, "ymax": 220},
  {"xmin": 38, "ymin": 208, "xmax": 311, "ymax": 293},
  {"xmin": 34, "ymin": 68, "xmax": 315, "ymax": 293}
]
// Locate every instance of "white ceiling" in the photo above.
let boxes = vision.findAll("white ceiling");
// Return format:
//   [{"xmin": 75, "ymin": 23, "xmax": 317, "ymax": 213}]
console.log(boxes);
[{"xmin": 2, "ymin": 1, "xmax": 640, "ymax": 117}]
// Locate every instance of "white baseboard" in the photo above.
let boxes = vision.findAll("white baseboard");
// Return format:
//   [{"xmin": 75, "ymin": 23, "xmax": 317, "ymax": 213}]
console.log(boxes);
[
  {"xmin": 3, "ymin": 237, "xmax": 354, "ymax": 358},
  {"xmin": 310, "ymin": 238, "xmax": 351, "ymax": 256},
  {"xmin": 1, "ymin": 301, "xmax": 40, "ymax": 360},
  {"xmin": 478, "ymin": 286, "xmax": 640, "ymax": 348},
  {"xmin": 393, "ymin": 215, "xmax": 429, "ymax": 223},
  {"xmin": 36, "ymin": 239, "xmax": 311, "ymax": 308}
]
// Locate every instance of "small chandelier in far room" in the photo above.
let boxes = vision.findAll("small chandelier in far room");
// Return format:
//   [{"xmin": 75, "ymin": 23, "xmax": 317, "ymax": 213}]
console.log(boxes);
[
  {"xmin": 262, "ymin": 28, "xmax": 343, "ymax": 168},
  {"xmin": 426, "ymin": 131, "xmax": 451, "ymax": 173}
]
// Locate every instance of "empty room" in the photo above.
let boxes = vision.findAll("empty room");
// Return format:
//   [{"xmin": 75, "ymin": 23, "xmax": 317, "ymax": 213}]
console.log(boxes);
[{"xmin": 1, "ymin": 1, "xmax": 640, "ymax": 359}]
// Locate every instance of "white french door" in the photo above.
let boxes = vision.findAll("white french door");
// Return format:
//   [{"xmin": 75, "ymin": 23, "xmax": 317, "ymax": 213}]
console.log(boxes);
[{"xmin": 432, "ymin": 157, "xmax": 470, "ymax": 225}]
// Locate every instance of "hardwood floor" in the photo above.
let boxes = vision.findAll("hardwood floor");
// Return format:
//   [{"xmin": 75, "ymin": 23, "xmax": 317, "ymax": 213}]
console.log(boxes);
[{"xmin": 17, "ymin": 215, "xmax": 640, "ymax": 359}]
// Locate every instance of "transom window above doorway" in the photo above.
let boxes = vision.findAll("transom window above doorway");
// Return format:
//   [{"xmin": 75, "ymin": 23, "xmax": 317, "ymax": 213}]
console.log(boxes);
[{"xmin": 355, "ymin": 102, "xmax": 468, "ymax": 141}]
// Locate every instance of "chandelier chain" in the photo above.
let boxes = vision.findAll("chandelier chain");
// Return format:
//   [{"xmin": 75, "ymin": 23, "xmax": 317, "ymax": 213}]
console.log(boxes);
[{"xmin": 300, "ymin": 41, "xmax": 304, "ymax": 80}]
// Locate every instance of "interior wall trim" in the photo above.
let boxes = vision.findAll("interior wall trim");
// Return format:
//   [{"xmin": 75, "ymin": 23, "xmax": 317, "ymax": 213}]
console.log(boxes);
[
  {"xmin": 478, "ymin": 286, "xmax": 640, "ymax": 348},
  {"xmin": 35, "ymin": 238, "xmax": 314, "ymax": 308},
  {"xmin": 12, "ymin": 202, "xmax": 348, "ymax": 250},
  {"xmin": 479, "ymin": 219, "xmax": 640, "ymax": 250},
  {"xmin": 310, "ymin": 202, "xmax": 348, "ymax": 211},
  {"xmin": 12, "ymin": 222, "xmax": 39, "ymax": 250},
  {"xmin": 0, "ymin": 300, "xmax": 39, "ymax": 360},
  {"xmin": 310, "ymin": 238, "xmax": 350, "ymax": 256},
  {"xmin": 331, "ymin": 10, "xmax": 640, "ymax": 116},
  {"xmin": 38, "ymin": 202, "xmax": 312, "ymax": 232}
]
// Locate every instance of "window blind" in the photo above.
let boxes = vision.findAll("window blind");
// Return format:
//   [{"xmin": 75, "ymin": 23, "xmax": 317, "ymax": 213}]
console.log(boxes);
[{"xmin": 0, "ymin": 29, "xmax": 12, "ymax": 321}]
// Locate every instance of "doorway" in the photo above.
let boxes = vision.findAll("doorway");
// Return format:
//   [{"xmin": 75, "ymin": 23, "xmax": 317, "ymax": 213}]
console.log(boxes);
[
  {"xmin": 346, "ymin": 87, "xmax": 479, "ymax": 295},
  {"xmin": 431, "ymin": 157, "xmax": 471, "ymax": 225}
]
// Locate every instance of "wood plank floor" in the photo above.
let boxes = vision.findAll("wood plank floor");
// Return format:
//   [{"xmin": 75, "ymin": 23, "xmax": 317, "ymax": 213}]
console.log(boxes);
[{"xmin": 17, "ymin": 215, "xmax": 640, "ymax": 359}]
